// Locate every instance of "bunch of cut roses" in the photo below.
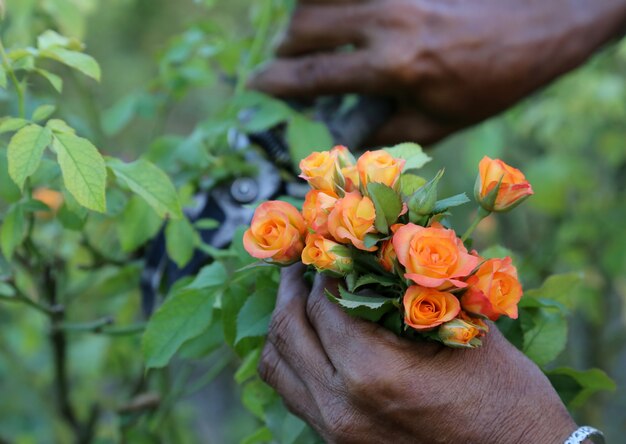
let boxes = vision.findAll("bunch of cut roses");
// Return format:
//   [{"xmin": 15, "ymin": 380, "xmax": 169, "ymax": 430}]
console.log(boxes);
[{"xmin": 243, "ymin": 145, "xmax": 534, "ymax": 348}]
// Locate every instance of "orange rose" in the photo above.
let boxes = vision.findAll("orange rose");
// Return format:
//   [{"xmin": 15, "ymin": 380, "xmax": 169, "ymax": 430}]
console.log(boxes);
[
  {"xmin": 458, "ymin": 310, "xmax": 490, "ymax": 335},
  {"xmin": 331, "ymin": 145, "xmax": 356, "ymax": 168},
  {"xmin": 378, "ymin": 239, "xmax": 397, "ymax": 272},
  {"xmin": 475, "ymin": 156, "xmax": 534, "ymax": 212},
  {"xmin": 301, "ymin": 234, "xmax": 353, "ymax": 275},
  {"xmin": 243, "ymin": 201, "xmax": 306, "ymax": 264},
  {"xmin": 403, "ymin": 285, "xmax": 460, "ymax": 330},
  {"xmin": 299, "ymin": 150, "xmax": 341, "ymax": 196},
  {"xmin": 460, "ymin": 257, "xmax": 522, "ymax": 321},
  {"xmin": 327, "ymin": 191, "xmax": 377, "ymax": 251},
  {"xmin": 393, "ymin": 222, "xmax": 480, "ymax": 289},
  {"xmin": 302, "ymin": 190, "xmax": 337, "ymax": 237},
  {"xmin": 33, "ymin": 187, "xmax": 64, "ymax": 218},
  {"xmin": 438, "ymin": 319, "xmax": 481, "ymax": 348},
  {"xmin": 341, "ymin": 165, "xmax": 360, "ymax": 192},
  {"xmin": 357, "ymin": 150, "xmax": 405, "ymax": 190}
]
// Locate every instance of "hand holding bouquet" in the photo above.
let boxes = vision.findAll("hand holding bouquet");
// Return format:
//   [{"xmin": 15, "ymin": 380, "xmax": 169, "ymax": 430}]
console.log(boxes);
[{"xmin": 244, "ymin": 145, "xmax": 533, "ymax": 348}]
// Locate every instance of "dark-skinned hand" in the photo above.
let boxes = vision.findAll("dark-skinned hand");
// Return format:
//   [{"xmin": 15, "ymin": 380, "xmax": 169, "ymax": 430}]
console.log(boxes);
[
  {"xmin": 249, "ymin": 0, "xmax": 626, "ymax": 145},
  {"xmin": 258, "ymin": 264, "xmax": 578, "ymax": 443}
]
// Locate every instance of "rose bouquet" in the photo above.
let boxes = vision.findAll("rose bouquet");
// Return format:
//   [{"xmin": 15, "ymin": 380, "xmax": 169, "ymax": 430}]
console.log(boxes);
[{"xmin": 243, "ymin": 145, "xmax": 534, "ymax": 348}]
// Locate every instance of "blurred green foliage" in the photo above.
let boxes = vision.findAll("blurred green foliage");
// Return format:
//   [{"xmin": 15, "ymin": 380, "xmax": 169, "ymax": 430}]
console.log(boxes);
[{"xmin": 0, "ymin": 0, "xmax": 624, "ymax": 443}]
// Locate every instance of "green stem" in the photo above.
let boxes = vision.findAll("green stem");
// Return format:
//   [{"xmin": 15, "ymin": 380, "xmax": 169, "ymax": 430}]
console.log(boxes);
[
  {"xmin": 57, "ymin": 316, "xmax": 114, "ymax": 333},
  {"xmin": 233, "ymin": 0, "xmax": 272, "ymax": 99},
  {"xmin": 0, "ymin": 39, "xmax": 26, "ymax": 118},
  {"xmin": 461, "ymin": 207, "xmax": 491, "ymax": 243}
]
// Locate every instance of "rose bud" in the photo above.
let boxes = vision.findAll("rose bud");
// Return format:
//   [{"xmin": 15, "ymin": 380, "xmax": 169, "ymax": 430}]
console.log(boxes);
[
  {"xmin": 302, "ymin": 190, "xmax": 337, "ymax": 237},
  {"xmin": 438, "ymin": 319, "xmax": 481, "ymax": 348},
  {"xmin": 331, "ymin": 145, "xmax": 356, "ymax": 168},
  {"xmin": 328, "ymin": 191, "xmax": 377, "ymax": 251},
  {"xmin": 357, "ymin": 150, "xmax": 405, "ymax": 190},
  {"xmin": 243, "ymin": 201, "xmax": 306, "ymax": 264},
  {"xmin": 475, "ymin": 156, "xmax": 534, "ymax": 212},
  {"xmin": 461, "ymin": 257, "xmax": 522, "ymax": 321},
  {"xmin": 299, "ymin": 150, "xmax": 342, "ymax": 197},
  {"xmin": 393, "ymin": 222, "xmax": 480, "ymax": 289},
  {"xmin": 33, "ymin": 187, "xmax": 64, "ymax": 218},
  {"xmin": 378, "ymin": 239, "xmax": 397, "ymax": 272},
  {"xmin": 301, "ymin": 234, "xmax": 353, "ymax": 276},
  {"xmin": 458, "ymin": 310, "xmax": 490, "ymax": 335},
  {"xmin": 403, "ymin": 285, "xmax": 461, "ymax": 331}
]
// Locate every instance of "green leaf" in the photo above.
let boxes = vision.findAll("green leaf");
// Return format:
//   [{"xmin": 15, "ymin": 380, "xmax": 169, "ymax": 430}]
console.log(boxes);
[
  {"xmin": 142, "ymin": 287, "xmax": 217, "ymax": 368},
  {"xmin": 546, "ymin": 367, "xmax": 616, "ymax": 408},
  {"xmin": 367, "ymin": 183, "xmax": 402, "ymax": 235},
  {"xmin": 481, "ymin": 245, "xmax": 514, "ymax": 260},
  {"xmin": 325, "ymin": 286, "xmax": 396, "ymax": 322},
  {"xmin": 236, "ymin": 275, "xmax": 277, "ymax": 344},
  {"xmin": 1, "ymin": 204, "xmax": 27, "ymax": 259},
  {"xmin": 52, "ymin": 133, "xmax": 107, "ymax": 212},
  {"xmin": 35, "ymin": 69, "xmax": 63, "ymax": 93},
  {"xmin": 117, "ymin": 196, "xmax": 162, "ymax": 252},
  {"xmin": 8, "ymin": 124, "xmax": 53, "ymax": 190},
  {"xmin": 286, "ymin": 115, "xmax": 333, "ymax": 170},
  {"xmin": 241, "ymin": 427, "xmax": 273, "ymax": 444},
  {"xmin": 46, "ymin": 119, "xmax": 75, "ymax": 134},
  {"xmin": 353, "ymin": 274, "xmax": 397, "ymax": 291},
  {"xmin": 242, "ymin": 379, "xmax": 275, "ymax": 419},
  {"xmin": 399, "ymin": 174, "xmax": 426, "ymax": 197},
  {"xmin": 0, "ymin": 118, "xmax": 29, "ymax": 134},
  {"xmin": 524, "ymin": 273, "xmax": 584, "ymax": 311},
  {"xmin": 165, "ymin": 217, "xmax": 198, "ymax": 268},
  {"xmin": 0, "ymin": 151, "xmax": 21, "ymax": 203},
  {"xmin": 57, "ymin": 203, "xmax": 87, "ymax": 231},
  {"xmin": 107, "ymin": 158, "xmax": 182, "ymax": 219},
  {"xmin": 235, "ymin": 348, "xmax": 262, "ymax": 384},
  {"xmin": 521, "ymin": 307, "xmax": 567, "ymax": 366},
  {"xmin": 32, "ymin": 105, "xmax": 56, "ymax": 122},
  {"xmin": 37, "ymin": 30, "xmax": 74, "ymax": 51},
  {"xmin": 187, "ymin": 262, "xmax": 228, "ymax": 289},
  {"xmin": 102, "ymin": 93, "xmax": 140, "ymax": 136},
  {"xmin": 433, "ymin": 193, "xmax": 470, "ymax": 213},
  {"xmin": 384, "ymin": 142, "xmax": 431, "ymax": 170},
  {"xmin": 40, "ymin": 47, "xmax": 101, "ymax": 81},
  {"xmin": 363, "ymin": 233, "xmax": 380, "ymax": 249}
]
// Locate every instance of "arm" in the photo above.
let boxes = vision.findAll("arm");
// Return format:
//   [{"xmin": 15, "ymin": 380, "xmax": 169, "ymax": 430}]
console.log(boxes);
[
  {"xmin": 250, "ymin": 0, "xmax": 626, "ymax": 145},
  {"xmin": 259, "ymin": 264, "xmax": 578, "ymax": 443}
]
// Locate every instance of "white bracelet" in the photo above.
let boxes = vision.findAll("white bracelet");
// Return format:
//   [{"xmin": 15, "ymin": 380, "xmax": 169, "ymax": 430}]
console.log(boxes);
[{"xmin": 564, "ymin": 426, "xmax": 605, "ymax": 444}]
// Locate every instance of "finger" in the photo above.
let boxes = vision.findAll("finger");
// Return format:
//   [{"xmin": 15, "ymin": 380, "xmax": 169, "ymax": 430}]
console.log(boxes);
[
  {"xmin": 277, "ymin": 5, "xmax": 367, "ymax": 57},
  {"xmin": 248, "ymin": 51, "xmax": 378, "ymax": 98},
  {"xmin": 258, "ymin": 341, "xmax": 324, "ymax": 430},
  {"xmin": 268, "ymin": 264, "xmax": 336, "ymax": 388},
  {"xmin": 365, "ymin": 107, "xmax": 463, "ymax": 147}
]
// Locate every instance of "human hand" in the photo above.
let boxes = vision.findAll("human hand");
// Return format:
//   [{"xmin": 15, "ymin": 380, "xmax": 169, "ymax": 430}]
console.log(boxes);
[
  {"xmin": 249, "ymin": 0, "xmax": 626, "ymax": 146},
  {"xmin": 258, "ymin": 264, "xmax": 578, "ymax": 443}
]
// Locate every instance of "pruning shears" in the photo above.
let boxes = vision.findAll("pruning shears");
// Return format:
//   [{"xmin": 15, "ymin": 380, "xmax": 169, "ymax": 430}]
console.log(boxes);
[{"xmin": 140, "ymin": 96, "xmax": 392, "ymax": 316}]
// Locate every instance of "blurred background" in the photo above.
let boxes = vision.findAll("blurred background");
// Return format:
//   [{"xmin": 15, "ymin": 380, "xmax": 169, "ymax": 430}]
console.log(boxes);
[{"xmin": 0, "ymin": 0, "xmax": 625, "ymax": 442}]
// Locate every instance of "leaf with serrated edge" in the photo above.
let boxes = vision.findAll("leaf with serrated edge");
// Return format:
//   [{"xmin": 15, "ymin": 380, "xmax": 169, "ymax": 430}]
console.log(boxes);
[
  {"xmin": 32, "ymin": 104, "xmax": 56, "ymax": 122},
  {"xmin": 325, "ymin": 286, "xmax": 395, "ymax": 322},
  {"xmin": 384, "ymin": 142, "xmax": 431, "ymax": 170},
  {"xmin": 52, "ymin": 133, "xmax": 107, "ymax": 212},
  {"xmin": 108, "ymin": 158, "xmax": 182, "ymax": 219},
  {"xmin": 8, "ymin": 125, "xmax": 53, "ymax": 190},
  {"xmin": 367, "ymin": 183, "xmax": 402, "ymax": 234},
  {"xmin": 433, "ymin": 193, "xmax": 470, "ymax": 213},
  {"xmin": 142, "ymin": 287, "xmax": 217, "ymax": 368},
  {"xmin": 40, "ymin": 47, "xmax": 101, "ymax": 81}
]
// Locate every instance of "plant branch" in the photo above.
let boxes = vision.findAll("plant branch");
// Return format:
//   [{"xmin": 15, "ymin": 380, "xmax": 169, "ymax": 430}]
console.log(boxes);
[{"xmin": 0, "ymin": 38, "xmax": 25, "ymax": 118}]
